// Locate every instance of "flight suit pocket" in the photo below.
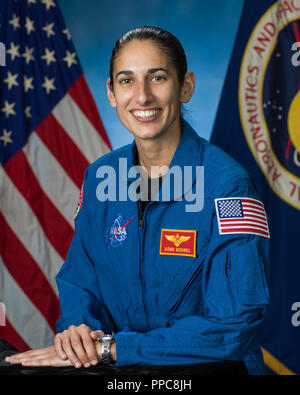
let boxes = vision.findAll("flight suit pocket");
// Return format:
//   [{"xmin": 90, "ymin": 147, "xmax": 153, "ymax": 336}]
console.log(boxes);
[
  {"xmin": 204, "ymin": 251, "xmax": 237, "ymax": 319},
  {"xmin": 163, "ymin": 259, "xmax": 204, "ymax": 316},
  {"xmin": 228, "ymin": 244, "xmax": 270, "ymax": 313}
]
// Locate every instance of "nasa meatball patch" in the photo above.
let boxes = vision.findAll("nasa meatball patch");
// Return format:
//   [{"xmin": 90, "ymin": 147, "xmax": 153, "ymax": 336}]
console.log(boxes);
[{"xmin": 106, "ymin": 214, "xmax": 134, "ymax": 247}]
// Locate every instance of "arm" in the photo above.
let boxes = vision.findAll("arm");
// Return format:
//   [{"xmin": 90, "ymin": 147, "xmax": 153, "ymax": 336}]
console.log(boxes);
[
  {"xmin": 5, "ymin": 339, "xmax": 117, "ymax": 367},
  {"xmin": 54, "ymin": 171, "xmax": 114, "ymax": 367}
]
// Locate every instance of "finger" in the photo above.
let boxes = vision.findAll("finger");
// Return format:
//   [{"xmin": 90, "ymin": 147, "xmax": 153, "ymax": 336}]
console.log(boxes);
[
  {"xmin": 78, "ymin": 325, "xmax": 99, "ymax": 365},
  {"xmin": 5, "ymin": 347, "xmax": 54, "ymax": 364},
  {"xmin": 22, "ymin": 357, "xmax": 72, "ymax": 367},
  {"xmin": 5, "ymin": 350, "xmax": 35, "ymax": 364},
  {"xmin": 70, "ymin": 332, "xmax": 91, "ymax": 368},
  {"xmin": 90, "ymin": 329, "xmax": 104, "ymax": 340},
  {"xmin": 5, "ymin": 354, "xmax": 22, "ymax": 364},
  {"xmin": 62, "ymin": 334, "xmax": 82, "ymax": 368},
  {"xmin": 54, "ymin": 334, "xmax": 67, "ymax": 360},
  {"xmin": 81, "ymin": 333, "xmax": 98, "ymax": 365}
]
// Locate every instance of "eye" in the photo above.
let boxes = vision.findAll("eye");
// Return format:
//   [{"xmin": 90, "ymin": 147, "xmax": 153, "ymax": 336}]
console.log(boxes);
[
  {"xmin": 120, "ymin": 78, "xmax": 132, "ymax": 84},
  {"xmin": 151, "ymin": 75, "xmax": 165, "ymax": 82}
]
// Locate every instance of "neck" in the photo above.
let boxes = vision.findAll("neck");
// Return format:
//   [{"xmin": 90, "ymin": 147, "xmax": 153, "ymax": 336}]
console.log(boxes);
[{"xmin": 135, "ymin": 118, "xmax": 182, "ymax": 178}]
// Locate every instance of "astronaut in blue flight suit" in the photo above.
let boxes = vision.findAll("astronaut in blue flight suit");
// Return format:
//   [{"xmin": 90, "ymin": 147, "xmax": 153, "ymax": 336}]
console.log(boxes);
[
  {"xmin": 5, "ymin": 26, "xmax": 270, "ymax": 374},
  {"xmin": 55, "ymin": 119, "xmax": 270, "ymax": 374}
]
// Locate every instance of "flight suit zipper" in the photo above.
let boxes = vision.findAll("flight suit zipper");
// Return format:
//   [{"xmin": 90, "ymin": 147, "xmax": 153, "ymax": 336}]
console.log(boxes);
[{"xmin": 137, "ymin": 199, "xmax": 150, "ymax": 329}]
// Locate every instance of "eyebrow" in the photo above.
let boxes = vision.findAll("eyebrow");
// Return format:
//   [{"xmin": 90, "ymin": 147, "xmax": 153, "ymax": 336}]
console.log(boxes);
[{"xmin": 115, "ymin": 68, "xmax": 169, "ymax": 79}]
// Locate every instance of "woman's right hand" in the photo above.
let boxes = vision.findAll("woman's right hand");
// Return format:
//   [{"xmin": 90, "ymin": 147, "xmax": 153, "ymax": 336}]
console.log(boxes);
[{"xmin": 54, "ymin": 324, "xmax": 104, "ymax": 368}]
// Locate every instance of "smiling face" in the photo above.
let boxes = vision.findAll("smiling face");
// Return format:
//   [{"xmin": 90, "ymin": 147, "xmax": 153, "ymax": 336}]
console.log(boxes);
[{"xmin": 107, "ymin": 39, "xmax": 194, "ymax": 143}]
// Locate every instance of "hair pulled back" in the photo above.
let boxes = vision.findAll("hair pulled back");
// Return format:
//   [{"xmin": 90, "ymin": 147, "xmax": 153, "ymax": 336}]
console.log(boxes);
[{"xmin": 109, "ymin": 26, "xmax": 187, "ymax": 89}]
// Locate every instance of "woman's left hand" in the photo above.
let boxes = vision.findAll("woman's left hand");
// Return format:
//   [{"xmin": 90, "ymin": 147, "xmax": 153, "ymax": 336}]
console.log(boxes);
[{"xmin": 5, "ymin": 345, "xmax": 74, "ymax": 367}]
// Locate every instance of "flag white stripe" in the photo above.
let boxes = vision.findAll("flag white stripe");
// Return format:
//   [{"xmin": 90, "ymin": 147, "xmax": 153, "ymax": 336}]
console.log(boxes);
[
  {"xmin": 220, "ymin": 219, "xmax": 268, "ymax": 225},
  {"xmin": 0, "ymin": 257, "xmax": 55, "ymax": 349},
  {"xmin": 23, "ymin": 132, "xmax": 79, "ymax": 229},
  {"xmin": 220, "ymin": 225, "xmax": 268, "ymax": 232},
  {"xmin": 243, "ymin": 207, "xmax": 266, "ymax": 216},
  {"xmin": 242, "ymin": 211, "xmax": 267, "ymax": 220},
  {"xmin": 52, "ymin": 93, "xmax": 111, "ymax": 164},
  {"xmin": 243, "ymin": 205, "xmax": 265, "ymax": 213},
  {"xmin": 220, "ymin": 230, "xmax": 270, "ymax": 237},
  {"xmin": 220, "ymin": 224, "xmax": 268, "ymax": 230},
  {"xmin": 0, "ymin": 166, "xmax": 63, "ymax": 294},
  {"xmin": 242, "ymin": 201, "xmax": 264, "ymax": 209},
  {"xmin": 220, "ymin": 219, "xmax": 268, "ymax": 226}
]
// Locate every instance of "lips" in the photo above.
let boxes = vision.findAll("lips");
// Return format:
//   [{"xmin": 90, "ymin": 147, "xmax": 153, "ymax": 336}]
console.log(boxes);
[{"xmin": 131, "ymin": 108, "xmax": 161, "ymax": 122}]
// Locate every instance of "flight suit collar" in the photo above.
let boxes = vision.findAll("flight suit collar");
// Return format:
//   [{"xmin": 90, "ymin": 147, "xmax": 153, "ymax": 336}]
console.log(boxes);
[{"xmin": 123, "ymin": 120, "xmax": 204, "ymax": 202}]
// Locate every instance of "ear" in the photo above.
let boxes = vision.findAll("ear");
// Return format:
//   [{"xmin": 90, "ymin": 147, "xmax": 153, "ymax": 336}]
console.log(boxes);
[
  {"xmin": 180, "ymin": 71, "xmax": 195, "ymax": 103},
  {"xmin": 107, "ymin": 78, "xmax": 117, "ymax": 108}
]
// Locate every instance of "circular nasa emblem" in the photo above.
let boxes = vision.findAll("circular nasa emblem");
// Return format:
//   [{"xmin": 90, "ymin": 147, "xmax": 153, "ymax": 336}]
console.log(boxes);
[
  {"xmin": 106, "ymin": 214, "xmax": 129, "ymax": 247},
  {"xmin": 239, "ymin": 1, "xmax": 300, "ymax": 209}
]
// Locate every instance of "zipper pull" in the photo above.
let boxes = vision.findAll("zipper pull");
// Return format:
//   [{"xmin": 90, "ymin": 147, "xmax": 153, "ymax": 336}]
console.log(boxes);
[
  {"xmin": 137, "ymin": 199, "xmax": 144, "ymax": 227},
  {"xmin": 139, "ymin": 215, "xmax": 144, "ymax": 227},
  {"xmin": 225, "ymin": 252, "xmax": 229, "ymax": 276}
]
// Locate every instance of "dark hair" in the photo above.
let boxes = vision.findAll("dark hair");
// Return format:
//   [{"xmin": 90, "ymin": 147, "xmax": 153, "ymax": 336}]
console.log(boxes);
[{"xmin": 109, "ymin": 26, "xmax": 187, "ymax": 89}]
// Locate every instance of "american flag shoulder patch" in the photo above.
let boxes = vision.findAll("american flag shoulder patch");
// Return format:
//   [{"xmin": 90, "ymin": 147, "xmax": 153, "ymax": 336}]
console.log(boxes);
[{"xmin": 214, "ymin": 197, "xmax": 270, "ymax": 238}]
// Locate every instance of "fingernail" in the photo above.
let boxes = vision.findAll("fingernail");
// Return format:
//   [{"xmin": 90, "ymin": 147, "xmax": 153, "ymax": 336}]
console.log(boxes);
[
  {"xmin": 91, "ymin": 360, "xmax": 98, "ymax": 365},
  {"xmin": 84, "ymin": 362, "xmax": 90, "ymax": 368},
  {"xmin": 75, "ymin": 361, "xmax": 81, "ymax": 368}
]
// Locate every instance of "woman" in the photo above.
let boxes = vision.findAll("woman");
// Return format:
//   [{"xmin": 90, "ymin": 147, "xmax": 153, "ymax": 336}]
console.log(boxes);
[{"xmin": 6, "ymin": 26, "xmax": 270, "ymax": 374}]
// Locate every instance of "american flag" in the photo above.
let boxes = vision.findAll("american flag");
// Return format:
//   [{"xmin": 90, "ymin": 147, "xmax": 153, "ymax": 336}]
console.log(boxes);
[
  {"xmin": 215, "ymin": 197, "xmax": 270, "ymax": 238},
  {"xmin": 0, "ymin": 0, "xmax": 111, "ymax": 351}
]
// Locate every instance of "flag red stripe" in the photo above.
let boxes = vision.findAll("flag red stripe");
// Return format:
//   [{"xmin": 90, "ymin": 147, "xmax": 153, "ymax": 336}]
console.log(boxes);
[
  {"xmin": 4, "ymin": 151, "xmax": 74, "ymax": 260},
  {"xmin": 220, "ymin": 224, "xmax": 269, "ymax": 232},
  {"xmin": 241, "ymin": 198, "xmax": 264, "ymax": 207},
  {"xmin": 0, "ymin": 213, "xmax": 60, "ymax": 332},
  {"xmin": 220, "ymin": 217, "xmax": 268, "ymax": 226},
  {"xmin": 242, "ymin": 203, "xmax": 265, "ymax": 213},
  {"xmin": 68, "ymin": 75, "xmax": 112, "ymax": 150},
  {"xmin": 0, "ymin": 318, "xmax": 30, "ymax": 352},
  {"xmin": 240, "ymin": 211, "xmax": 267, "ymax": 221},
  {"xmin": 285, "ymin": 138, "xmax": 292, "ymax": 159},
  {"xmin": 36, "ymin": 113, "xmax": 90, "ymax": 189},
  {"xmin": 243, "ymin": 207, "xmax": 265, "ymax": 216},
  {"xmin": 220, "ymin": 227, "xmax": 269, "ymax": 237}
]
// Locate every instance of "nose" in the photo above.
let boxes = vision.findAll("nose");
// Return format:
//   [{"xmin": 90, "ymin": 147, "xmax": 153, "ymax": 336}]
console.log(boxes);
[{"xmin": 134, "ymin": 80, "xmax": 153, "ymax": 106}]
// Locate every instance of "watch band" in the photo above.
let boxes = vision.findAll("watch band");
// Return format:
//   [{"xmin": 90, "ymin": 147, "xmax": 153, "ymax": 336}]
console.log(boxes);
[{"xmin": 99, "ymin": 334, "xmax": 115, "ymax": 364}]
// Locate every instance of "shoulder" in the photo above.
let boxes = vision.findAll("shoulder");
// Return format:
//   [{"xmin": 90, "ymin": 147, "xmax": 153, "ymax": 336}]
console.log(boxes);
[
  {"xmin": 203, "ymin": 140, "xmax": 257, "ymax": 198},
  {"xmin": 184, "ymin": 122, "xmax": 256, "ymax": 197}
]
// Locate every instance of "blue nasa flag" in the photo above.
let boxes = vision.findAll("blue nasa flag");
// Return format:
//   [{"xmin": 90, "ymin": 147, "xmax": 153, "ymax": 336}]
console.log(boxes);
[{"xmin": 211, "ymin": 0, "xmax": 300, "ymax": 374}]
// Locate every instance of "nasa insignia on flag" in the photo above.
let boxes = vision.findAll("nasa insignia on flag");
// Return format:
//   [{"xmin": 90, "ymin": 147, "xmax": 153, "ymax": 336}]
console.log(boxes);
[{"xmin": 214, "ymin": 197, "xmax": 270, "ymax": 238}]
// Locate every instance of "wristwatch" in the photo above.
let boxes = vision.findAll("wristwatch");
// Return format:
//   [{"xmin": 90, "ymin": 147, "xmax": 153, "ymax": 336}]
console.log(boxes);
[{"xmin": 99, "ymin": 334, "xmax": 115, "ymax": 364}]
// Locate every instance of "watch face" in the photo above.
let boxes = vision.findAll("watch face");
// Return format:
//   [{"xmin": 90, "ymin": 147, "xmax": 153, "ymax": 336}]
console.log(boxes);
[{"xmin": 101, "ymin": 335, "xmax": 114, "ymax": 343}]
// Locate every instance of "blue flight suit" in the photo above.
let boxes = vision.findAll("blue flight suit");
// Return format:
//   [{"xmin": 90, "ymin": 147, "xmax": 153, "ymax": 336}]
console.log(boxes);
[{"xmin": 56, "ymin": 120, "xmax": 270, "ymax": 374}]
